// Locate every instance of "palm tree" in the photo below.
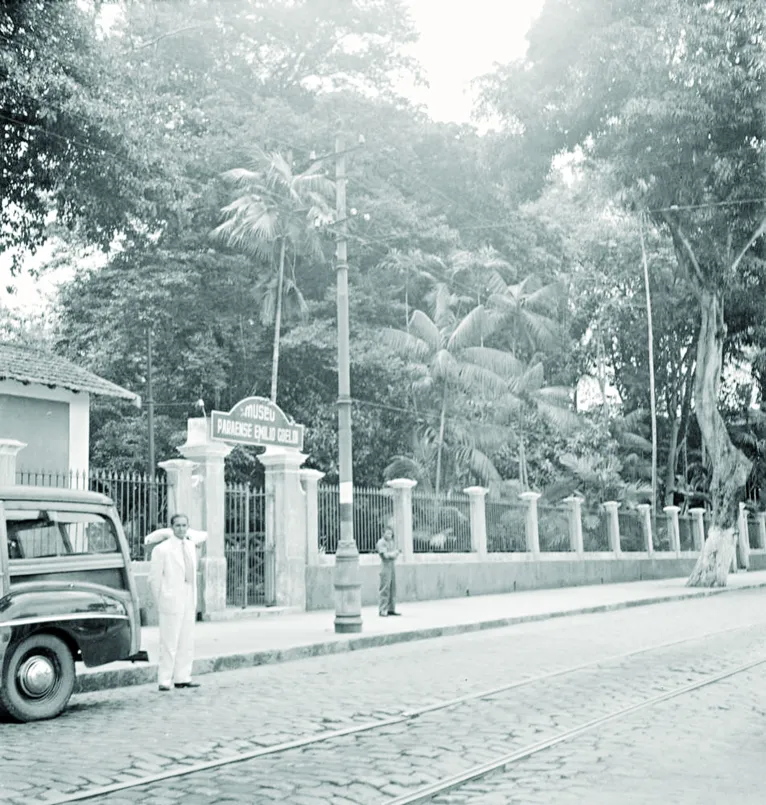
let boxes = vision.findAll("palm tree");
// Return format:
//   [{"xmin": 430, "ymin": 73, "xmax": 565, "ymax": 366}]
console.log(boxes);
[
  {"xmin": 214, "ymin": 148, "xmax": 334, "ymax": 402},
  {"xmin": 377, "ymin": 249, "xmax": 444, "ymax": 330},
  {"xmin": 488, "ymin": 272, "xmax": 563, "ymax": 356},
  {"xmin": 382, "ymin": 288, "xmax": 509, "ymax": 494}
]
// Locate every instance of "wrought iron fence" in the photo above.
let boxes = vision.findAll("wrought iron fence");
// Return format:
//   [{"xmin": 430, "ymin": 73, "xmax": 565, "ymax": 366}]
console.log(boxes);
[
  {"xmin": 678, "ymin": 515, "xmax": 696, "ymax": 551},
  {"xmin": 16, "ymin": 467, "xmax": 168, "ymax": 560},
  {"xmin": 582, "ymin": 506, "xmax": 610, "ymax": 551},
  {"xmin": 747, "ymin": 516, "xmax": 761, "ymax": 550},
  {"xmin": 618, "ymin": 510, "xmax": 645, "ymax": 552},
  {"xmin": 412, "ymin": 491, "xmax": 471, "ymax": 553},
  {"xmin": 538, "ymin": 504, "xmax": 571, "ymax": 551},
  {"xmin": 317, "ymin": 484, "xmax": 394, "ymax": 554},
  {"xmin": 486, "ymin": 499, "xmax": 526, "ymax": 552},
  {"xmin": 224, "ymin": 483, "xmax": 273, "ymax": 607}
]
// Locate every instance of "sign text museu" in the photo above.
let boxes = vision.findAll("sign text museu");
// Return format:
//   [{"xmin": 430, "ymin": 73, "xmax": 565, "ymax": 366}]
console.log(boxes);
[{"xmin": 211, "ymin": 396, "xmax": 304, "ymax": 450}]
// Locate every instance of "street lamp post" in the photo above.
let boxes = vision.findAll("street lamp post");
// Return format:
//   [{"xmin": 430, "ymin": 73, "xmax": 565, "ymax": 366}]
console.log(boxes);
[{"xmin": 332, "ymin": 130, "xmax": 362, "ymax": 633}]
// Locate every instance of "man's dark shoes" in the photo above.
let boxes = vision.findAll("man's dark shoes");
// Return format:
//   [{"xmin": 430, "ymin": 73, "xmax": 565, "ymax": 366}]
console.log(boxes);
[
  {"xmin": 158, "ymin": 685, "xmax": 171, "ymax": 692},
  {"xmin": 388, "ymin": 611, "xmax": 402, "ymax": 616},
  {"xmin": 174, "ymin": 681, "xmax": 201, "ymax": 688}
]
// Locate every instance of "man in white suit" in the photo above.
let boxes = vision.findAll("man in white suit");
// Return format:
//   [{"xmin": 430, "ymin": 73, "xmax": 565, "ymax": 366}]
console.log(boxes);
[{"xmin": 146, "ymin": 514, "xmax": 207, "ymax": 691}]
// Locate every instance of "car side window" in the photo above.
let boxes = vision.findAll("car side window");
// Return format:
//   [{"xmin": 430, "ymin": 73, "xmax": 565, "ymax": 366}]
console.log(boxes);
[
  {"xmin": 6, "ymin": 510, "xmax": 119, "ymax": 558},
  {"xmin": 6, "ymin": 512, "xmax": 67, "ymax": 559},
  {"xmin": 62, "ymin": 512, "xmax": 119, "ymax": 555}
]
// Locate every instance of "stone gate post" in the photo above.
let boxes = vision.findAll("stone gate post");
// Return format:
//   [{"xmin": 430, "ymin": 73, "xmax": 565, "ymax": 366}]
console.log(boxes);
[
  {"xmin": 737, "ymin": 502, "xmax": 750, "ymax": 571},
  {"xmin": 386, "ymin": 478, "xmax": 416, "ymax": 561},
  {"xmin": 757, "ymin": 513, "xmax": 766, "ymax": 551},
  {"xmin": 637, "ymin": 503, "xmax": 654, "ymax": 556},
  {"xmin": 259, "ymin": 447, "xmax": 308, "ymax": 609},
  {"xmin": 157, "ymin": 459, "xmax": 198, "ymax": 527},
  {"xmin": 300, "ymin": 469, "xmax": 325, "ymax": 567},
  {"xmin": 178, "ymin": 417, "xmax": 232, "ymax": 619},
  {"xmin": 564, "ymin": 495, "xmax": 584, "ymax": 556},
  {"xmin": 603, "ymin": 501, "xmax": 622, "ymax": 557},
  {"xmin": 520, "ymin": 491, "xmax": 541, "ymax": 557},
  {"xmin": 463, "ymin": 486, "xmax": 488, "ymax": 557},
  {"xmin": 689, "ymin": 508, "xmax": 706, "ymax": 552},
  {"xmin": 663, "ymin": 505, "xmax": 681, "ymax": 556},
  {"xmin": 0, "ymin": 439, "xmax": 25, "ymax": 485}
]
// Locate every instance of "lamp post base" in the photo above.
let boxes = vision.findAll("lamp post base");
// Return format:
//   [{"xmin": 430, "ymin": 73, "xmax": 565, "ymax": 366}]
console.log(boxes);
[
  {"xmin": 333, "ymin": 538, "xmax": 362, "ymax": 634},
  {"xmin": 334, "ymin": 616, "xmax": 362, "ymax": 634}
]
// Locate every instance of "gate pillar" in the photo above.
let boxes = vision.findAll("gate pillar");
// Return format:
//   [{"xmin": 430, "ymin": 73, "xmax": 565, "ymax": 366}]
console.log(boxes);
[
  {"xmin": 0, "ymin": 439, "xmax": 25, "ymax": 485},
  {"xmin": 259, "ymin": 446, "xmax": 308, "ymax": 610},
  {"xmin": 178, "ymin": 417, "xmax": 232, "ymax": 619}
]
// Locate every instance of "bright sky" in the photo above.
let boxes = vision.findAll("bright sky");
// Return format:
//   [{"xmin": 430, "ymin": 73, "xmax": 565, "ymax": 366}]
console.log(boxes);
[
  {"xmin": 405, "ymin": 0, "xmax": 545, "ymax": 123},
  {"xmin": 1, "ymin": 0, "xmax": 545, "ymax": 316}
]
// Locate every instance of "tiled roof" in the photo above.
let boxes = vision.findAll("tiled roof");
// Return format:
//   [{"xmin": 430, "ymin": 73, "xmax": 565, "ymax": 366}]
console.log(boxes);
[{"xmin": 0, "ymin": 342, "xmax": 141, "ymax": 404}]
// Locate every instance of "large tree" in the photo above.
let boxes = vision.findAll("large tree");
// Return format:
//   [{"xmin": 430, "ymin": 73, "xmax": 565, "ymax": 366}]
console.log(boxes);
[
  {"xmin": 480, "ymin": 0, "xmax": 766, "ymax": 586},
  {"xmin": 0, "ymin": 1, "xmax": 150, "ymax": 259}
]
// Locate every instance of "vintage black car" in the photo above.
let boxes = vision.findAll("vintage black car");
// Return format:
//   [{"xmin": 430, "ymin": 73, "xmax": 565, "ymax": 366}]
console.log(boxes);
[{"xmin": 0, "ymin": 486, "xmax": 147, "ymax": 721}]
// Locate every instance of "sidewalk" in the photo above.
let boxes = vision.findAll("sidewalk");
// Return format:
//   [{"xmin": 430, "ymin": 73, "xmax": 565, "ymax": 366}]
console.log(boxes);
[{"xmin": 75, "ymin": 571, "xmax": 766, "ymax": 693}]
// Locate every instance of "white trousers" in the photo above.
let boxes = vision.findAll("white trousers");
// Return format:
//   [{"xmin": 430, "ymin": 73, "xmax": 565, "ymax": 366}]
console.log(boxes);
[{"xmin": 157, "ymin": 583, "xmax": 196, "ymax": 686}]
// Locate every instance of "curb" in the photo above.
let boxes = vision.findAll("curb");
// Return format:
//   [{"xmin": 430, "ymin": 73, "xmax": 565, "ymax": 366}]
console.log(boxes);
[{"xmin": 74, "ymin": 580, "xmax": 766, "ymax": 694}]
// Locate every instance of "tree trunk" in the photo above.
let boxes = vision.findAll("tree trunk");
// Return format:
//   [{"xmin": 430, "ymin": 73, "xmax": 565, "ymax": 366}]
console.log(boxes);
[
  {"xmin": 687, "ymin": 289, "xmax": 751, "ymax": 587},
  {"xmin": 270, "ymin": 239, "xmax": 286, "ymax": 403},
  {"xmin": 640, "ymin": 219, "xmax": 658, "ymax": 508},
  {"xmin": 663, "ymin": 416, "xmax": 680, "ymax": 506},
  {"xmin": 435, "ymin": 389, "xmax": 448, "ymax": 496}
]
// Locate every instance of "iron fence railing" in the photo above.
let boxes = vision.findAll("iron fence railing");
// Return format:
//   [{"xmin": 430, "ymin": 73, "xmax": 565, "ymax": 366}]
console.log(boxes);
[
  {"xmin": 486, "ymin": 499, "xmax": 526, "ymax": 552},
  {"xmin": 747, "ymin": 516, "xmax": 761, "ymax": 550},
  {"xmin": 678, "ymin": 515, "xmax": 695, "ymax": 551},
  {"xmin": 224, "ymin": 483, "xmax": 273, "ymax": 607},
  {"xmin": 412, "ymin": 491, "xmax": 471, "ymax": 553},
  {"xmin": 16, "ymin": 467, "xmax": 168, "ymax": 560},
  {"xmin": 618, "ymin": 510, "xmax": 645, "ymax": 552},
  {"xmin": 317, "ymin": 484, "xmax": 394, "ymax": 554},
  {"xmin": 582, "ymin": 506, "xmax": 610, "ymax": 551},
  {"xmin": 538, "ymin": 504, "xmax": 571, "ymax": 551}
]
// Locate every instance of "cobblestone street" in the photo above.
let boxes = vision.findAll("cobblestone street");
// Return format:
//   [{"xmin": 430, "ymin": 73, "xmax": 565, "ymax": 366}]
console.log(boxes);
[{"xmin": 2, "ymin": 590, "xmax": 766, "ymax": 804}]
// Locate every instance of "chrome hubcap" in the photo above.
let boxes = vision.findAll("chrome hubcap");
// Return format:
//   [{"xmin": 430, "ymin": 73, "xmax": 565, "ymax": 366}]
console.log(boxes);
[{"xmin": 17, "ymin": 656, "xmax": 56, "ymax": 698}]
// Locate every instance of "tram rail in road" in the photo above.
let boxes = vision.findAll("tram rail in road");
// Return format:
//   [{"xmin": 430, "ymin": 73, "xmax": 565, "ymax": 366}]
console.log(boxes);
[{"xmin": 40, "ymin": 621, "xmax": 764, "ymax": 805}]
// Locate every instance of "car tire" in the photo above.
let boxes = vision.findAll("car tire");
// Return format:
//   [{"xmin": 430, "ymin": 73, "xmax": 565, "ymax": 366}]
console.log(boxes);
[{"xmin": 1, "ymin": 634, "xmax": 76, "ymax": 722}]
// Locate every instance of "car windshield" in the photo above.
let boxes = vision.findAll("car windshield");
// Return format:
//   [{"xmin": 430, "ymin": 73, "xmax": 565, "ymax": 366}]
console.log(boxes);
[{"xmin": 6, "ymin": 510, "xmax": 120, "ymax": 559}]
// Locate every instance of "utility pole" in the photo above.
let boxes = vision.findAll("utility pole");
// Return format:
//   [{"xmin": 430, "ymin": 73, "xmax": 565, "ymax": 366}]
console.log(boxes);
[
  {"xmin": 146, "ymin": 328, "xmax": 157, "ymax": 529},
  {"xmin": 332, "ymin": 129, "xmax": 362, "ymax": 634}
]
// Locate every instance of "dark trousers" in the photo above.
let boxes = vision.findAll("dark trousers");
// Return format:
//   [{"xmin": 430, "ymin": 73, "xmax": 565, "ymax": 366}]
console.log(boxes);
[{"xmin": 378, "ymin": 561, "xmax": 397, "ymax": 615}]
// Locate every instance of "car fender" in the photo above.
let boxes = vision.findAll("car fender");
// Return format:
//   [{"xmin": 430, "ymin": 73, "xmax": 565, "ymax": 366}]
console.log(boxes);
[{"xmin": 0, "ymin": 581, "xmax": 132, "ymax": 667}]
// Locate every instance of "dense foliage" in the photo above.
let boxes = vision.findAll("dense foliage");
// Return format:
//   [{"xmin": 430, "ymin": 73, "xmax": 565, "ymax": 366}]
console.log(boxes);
[{"xmin": 6, "ymin": 0, "xmax": 766, "ymax": 530}]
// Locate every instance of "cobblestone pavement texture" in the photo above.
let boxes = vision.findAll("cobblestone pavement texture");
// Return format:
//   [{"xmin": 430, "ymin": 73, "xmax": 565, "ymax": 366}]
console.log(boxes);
[
  {"xmin": 428, "ymin": 666, "xmax": 766, "ymax": 805},
  {"xmin": 1, "ymin": 590, "xmax": 765, "ymax": 804}
]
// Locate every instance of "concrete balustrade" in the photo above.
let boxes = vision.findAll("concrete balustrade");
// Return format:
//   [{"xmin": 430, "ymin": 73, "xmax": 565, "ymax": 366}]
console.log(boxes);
[
  {"xmin": 737, "ymin": 502, "xmax": 750, "ymax": 571},
  {"xmin": 386, "ymin": 478, "xmax": 417, "ymax": 561},
  {"xmin": 14, "ymin": 410, "xmax": 764, "ymax": 619},
  {"xmin": 637, "ymin": 504, "xmax": 654, "ymax": 557},
  {"xmin": 689, "ymin": 508, "xmax": 706, "ymax": 551},
  {"xmin": 603, "ymin": 501, "xmax": 622, "ymax": 557},
  {"xmin": 520, "ymin": 491, "xmax": 542, "ymax": 558},
  {"xmin": 663, "ymin": 505, "xmax": 681, "ymax": 556},
  {"xmin": 301, "ymin": 469, "xmax": 325, "ymax": 567}
]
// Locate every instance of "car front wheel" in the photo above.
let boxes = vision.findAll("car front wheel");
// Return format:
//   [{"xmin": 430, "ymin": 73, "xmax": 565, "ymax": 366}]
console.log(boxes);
[{"xmin": 1, "ymin": 634, "xmax": 76, "ymax": 722}]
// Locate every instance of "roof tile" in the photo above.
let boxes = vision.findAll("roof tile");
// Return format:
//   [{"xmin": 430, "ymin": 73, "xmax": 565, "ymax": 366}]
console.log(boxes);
[{"xmin": 0, "ymin": 342, "xmax": 140, "ymax": 404}]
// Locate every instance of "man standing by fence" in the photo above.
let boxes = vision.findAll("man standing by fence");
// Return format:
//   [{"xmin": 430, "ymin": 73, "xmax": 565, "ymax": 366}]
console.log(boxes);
[
  {"xmin": 146, "ymin": 514, "xmax": 207, "ymax": 691},
  {"xmin": 376, "ymin": 526, "xmax": 401, "ymax": 617}
]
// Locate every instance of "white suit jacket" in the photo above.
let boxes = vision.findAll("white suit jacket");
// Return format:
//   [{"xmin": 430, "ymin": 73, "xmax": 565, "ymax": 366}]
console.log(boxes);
[{"xmin": 148, "ymin": 537, "xmax": 200, "ymax": 615}]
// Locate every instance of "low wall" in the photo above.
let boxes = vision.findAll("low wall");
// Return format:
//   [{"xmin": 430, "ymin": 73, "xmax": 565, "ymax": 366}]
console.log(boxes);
[
  {"xmin": 304, "ymin": 552, "xmax": 703, "ymax": 611},
  {"xmin": 131, "ymin": 548, "xmax": 766, "ymax": 619}
]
